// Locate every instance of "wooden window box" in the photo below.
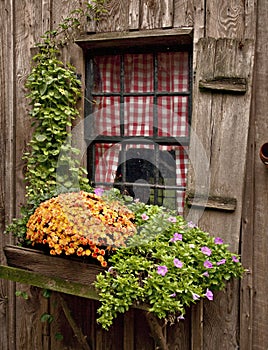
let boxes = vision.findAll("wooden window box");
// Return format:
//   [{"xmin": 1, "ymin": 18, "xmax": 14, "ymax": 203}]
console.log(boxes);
[{"xmin": 1, "ymin": 244, "xmax": 103, "ymax": 300}]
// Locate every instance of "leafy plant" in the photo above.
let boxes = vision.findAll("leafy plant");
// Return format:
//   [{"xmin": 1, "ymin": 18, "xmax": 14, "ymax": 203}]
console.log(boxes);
[
  {"xmin": 5, "ymin": 1, "xmax": 108, "ymax": 240},
  {"xmin": 95, "ymin": 202, "xmax": 244, "ymax": 330},
  {"xmin": 15, "ymin": 290, "xmax": 29, "ymax": 300}
]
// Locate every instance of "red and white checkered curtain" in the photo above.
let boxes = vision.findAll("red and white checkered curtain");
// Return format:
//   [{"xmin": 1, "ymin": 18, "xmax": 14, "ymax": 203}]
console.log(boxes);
[{"xmin": 90, "ymin": 52, "xmax": 189, "ymax": 213}]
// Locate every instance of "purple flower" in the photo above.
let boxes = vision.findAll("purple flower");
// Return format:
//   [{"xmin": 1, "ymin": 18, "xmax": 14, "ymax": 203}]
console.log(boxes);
[
  {"xmin": 177, "ymin": 314, "xmax": 185, "ymax": 321},
  {"xmin": 157, "ymin": 265, "xmax": 168, "ymax": 276},
  {"xmin": 94, "ymin": 187, "xmax": 104, "ymax": 196},
  {"xmin": 169, "ymin": 292, "xmax": 176, "ymax": 298},
  {"xmin": 173, "ymin": 258, "xmax": 183, "ymax": 268},
  {"xmin": 203, "ymin": 271, "xmax": 210, "ymax": 277},
  {"xmin": 205, "ymin": 289, "xmax": 214, "ymax": 301},
  {"xmin": 170, "ymin": 232, "xmax": 182, "ymax": 242},
  {"xmin": 232, "ymin": 255, "xmax": 239, "ymax": 263},
  {"xmin": 204, "ymin": 260, "xmax": 213, "ymax": 269},
  {"xmin": 187, "ymin": 221, "xmax": 197, "ymax": 228},
  {"xmin": 141, "ymin": 213, "xmax": 149, "ymax": 220},
  {"xmin": 192, "ymin": 292, "xmax": 200, "ymax": 301},
  {"xmin": 168, "ymin": 216, "xmax": 177, "ymax": 223},
  {"xmin": 214, "ymin": 237, "xmax": 224, "ymax": 244},
  {"xmin": 201, "ymin": 246, "xmax": 212, "ymax": 256},
  {"xmin": 216, "ymin": 259, "xmax": 226, "ymax": 265}
]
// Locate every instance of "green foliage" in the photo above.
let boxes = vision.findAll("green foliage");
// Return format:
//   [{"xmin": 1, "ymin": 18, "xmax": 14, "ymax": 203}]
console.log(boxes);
[
  {"xmin": 41, "ymin": 313, "xmax": 54, "ymax": 324},
  {"xmin": 15, "ymin": 290, "xmax": 29, "ymax": 300},
  {"xmin": 4, "ymin": 2, "xmax": 111, "ymax": 239},
  {"xmin": 55, "ymin": 332, "xmax": 64, "ymax": 341},
  {"xmin": 95, "ymin": 203, "xmax": 244, "ymax": 330}
]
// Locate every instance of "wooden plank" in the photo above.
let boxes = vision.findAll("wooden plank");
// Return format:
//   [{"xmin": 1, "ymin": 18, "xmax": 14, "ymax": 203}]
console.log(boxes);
[
  {"xmin": 4, "ymin": 245, "xmax": 103, "ymax": 285},
  {"xmin": 173, "ymin": 0, "xmax": 194, "ymax": 28},
  {"xmin": 191, "ymin": 302, "xmax": 203, "ymax": 350},
  {"xmin": 76, "ymin": 28, "xmax": 193, "ymax": 50},
  {"xmin": 1, "ymin": 0, "xmax": 17, "ymax": 349},
  {"xmin": 0, "ymin": 265, "xmax": 100, "ymax": 300},
  {"xmin": 140, "ymin": 0, "xmax": 162, "ymax": 29},
  {"xmin": 251, "ymin": 0, "xmax": 268, "ymax": 347},
  {"xmin": 206, "ymin": 0, "xmax": 245, "ymax": 38},
  {"xmin": 239, "ymin": 99, "xmax": 254, "ymax": 349},
  {"xmin": 203, "ymin": 281, "xmax": 240, "ymax": 349},
  {"xmin": 94, "ymin": 0, "xmax": 129, "ymax": 32},
  {"xmin": 186, "ymin": 193, "xmax": 237, "ymax": 211},
  {"xmin": 161, "ymin": 0, "xmax": 174, "ymax": 28},
  {"xmin": 129, "ymin": 0, "xmax": 140, "ymax": 30},
  {"xmin": 166, "ymin": 308, "xmax": 191, "ymax": 349},
  {"xmin": 199, "ymin": 77, "xmax": 247, "ymax": 94},
  {"xmin": 187, "ymin": 37, "xmax": 255, "ymax": 349},
  {"xmin": 244, "ymin": 0, "xmax": 257, "ymax": 40},
  {"xmin": 12, "ymin": 2, "xmax": 61, "ymax": 349}
]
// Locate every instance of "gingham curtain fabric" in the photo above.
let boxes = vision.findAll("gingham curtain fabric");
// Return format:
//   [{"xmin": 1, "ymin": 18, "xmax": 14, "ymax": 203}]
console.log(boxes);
[{"xmin": 91, "ymin": 52, "xmax": 189, "ymax": 213}]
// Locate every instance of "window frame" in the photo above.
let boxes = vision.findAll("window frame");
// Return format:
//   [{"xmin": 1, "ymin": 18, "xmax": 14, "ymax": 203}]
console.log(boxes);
[{"xmin": 77, "ymin": 29, "xmax": 193, "ymax": 210}]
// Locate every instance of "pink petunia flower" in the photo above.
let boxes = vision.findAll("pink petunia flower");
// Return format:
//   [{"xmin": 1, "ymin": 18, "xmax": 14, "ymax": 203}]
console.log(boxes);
[
  {"xmin": 192, "ymin": 292, "xmax": 200, "ymax": 301},
  {"xmin": 204, "ymin": 260, "xmax": 213, "ymax": 269},
  {"xmin": 173, "ymin": 258, "xmax": 183, "ymax": 268},
  {"xmin": 205, "ymin": 289, "xmax": 213, "ymax": 301},
  {"xmin": 232, "ymin": 255, "xmax": 239, "ymax": 263},
  {"xmin": 94, "ymin": 187, "xmax": 104, "ymax": 196},
  {"xmin": 157, "ymin": 265, "xmax": 168, "ymax": 276},
  {"xmin": 187, "ymin": 221, "xmax": 197, "ymax": 228},
  {"xmin": 170, "ymin": 232, "xmax": 182, "ymax": 242},
  {"xmin": 216, "ymin": 259, "xmax": 226, "ymax": 265},
  {"xmin": 201, "ymin": 246, "xmax": 212, "ymax": 256},
  {"xmin": 141, "ymin": 213, "xmax": 149, "ymax": 220},
  {"xmin": 214, "ymin": 237, "xmax": 224, "ymax": 244},
  {"xmin": 168, "ymin": 216, "xmax": 177, "ymax": 223}
]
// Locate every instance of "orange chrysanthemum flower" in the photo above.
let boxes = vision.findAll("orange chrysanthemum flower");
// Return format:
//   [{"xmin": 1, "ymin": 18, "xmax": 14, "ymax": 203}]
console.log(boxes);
[{"xmin": 26, "ymin": 191, "xmax": 136, "ymax": 266}]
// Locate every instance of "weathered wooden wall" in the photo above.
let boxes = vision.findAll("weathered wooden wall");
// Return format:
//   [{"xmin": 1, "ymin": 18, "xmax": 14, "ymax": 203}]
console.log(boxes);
[{"xmin": 1, "ymin": 0, "xmax": 267, "ymax": 349}]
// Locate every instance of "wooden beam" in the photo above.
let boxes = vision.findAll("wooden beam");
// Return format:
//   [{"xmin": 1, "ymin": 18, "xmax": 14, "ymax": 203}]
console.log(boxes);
[
  {"xmin": 199, "ymin": 77, "xmax": 247, "ymax": 94},
  {"xmin": 0, "ymin": 265, "xmax": 100, "ymax": 300},
  {"xmin": 186, "ymin": 193, "xmax": 237, "ymax": 212},
  {"xmin": 76, "ymin": 28, "xmax": 193, "ymax": 51}
]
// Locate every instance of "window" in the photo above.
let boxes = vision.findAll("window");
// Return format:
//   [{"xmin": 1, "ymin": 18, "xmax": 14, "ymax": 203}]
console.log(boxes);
[{"xmin": 84, "ymin": 37, "xmax": 192, "ymax": 213}]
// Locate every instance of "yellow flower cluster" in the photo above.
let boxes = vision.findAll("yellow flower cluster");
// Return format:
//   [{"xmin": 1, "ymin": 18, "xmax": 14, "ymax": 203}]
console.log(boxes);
[{"xmin": 26, "ymin": 191, "xmax": 136, "ymax": 267}]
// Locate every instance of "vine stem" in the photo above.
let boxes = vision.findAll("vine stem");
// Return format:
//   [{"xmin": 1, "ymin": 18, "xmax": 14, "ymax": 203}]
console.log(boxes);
[
  {"xmin": 57, "ymin": 293, "xmax": 92, "ymax": 350},
  {"xmin": 145, "ymin": 312, "xmax": 169, "ymax": 350}
]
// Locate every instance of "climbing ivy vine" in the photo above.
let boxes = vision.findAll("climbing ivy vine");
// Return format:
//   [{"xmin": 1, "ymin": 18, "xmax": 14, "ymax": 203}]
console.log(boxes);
[{"xmin": 5, "ymin": 1, "xmax": 107, "ymax": 241}]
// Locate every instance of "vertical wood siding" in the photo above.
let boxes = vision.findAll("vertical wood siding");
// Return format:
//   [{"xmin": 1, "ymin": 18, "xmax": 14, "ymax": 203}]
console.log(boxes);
[{"xmin": 0, "ymin": 0, "xmax": 265, "ymax": 349}]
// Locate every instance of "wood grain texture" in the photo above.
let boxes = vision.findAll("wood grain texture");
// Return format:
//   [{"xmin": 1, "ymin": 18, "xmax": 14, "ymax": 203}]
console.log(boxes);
[
  {"xmin": 188, "ymin": 37, "xmax": 254, "ymax": 250},
  {"xmin": 140, "ymin": 0, "xmax": 162, "ymax": 29},
  {"xmin": 206, "ymin": 0, "xmax": 245, "ymax": 38},
  {"xmin": 13, "ymin": 2, "xmax": 53, "ymax": 349},
  {"xmin": 129, "ymin": 0, "xmax": 140, "ymax": 30},
  {"xmin": 251, "ymin": 0, "xmax": 268, "ymax": 348},
  {"xmin": 203, "ymin": 281, "xmax": 240, "ymax": 350},
  {"xmin": 187, "ymin": 36, "xmax": 255, "ymax": 349},
  {"xmin": 4, "ymin": 245, "xmax": 103, "ymax": 285},
  {"xmin": 239, "ymin": 105, "xmax": 254, "ymax": 349},
  {"xmin": 173, "ymin": 0, "xmax": 194, "ymax": 27},
  {"xmin": 1, "ymin": 1, "xmax": 17, "ymax": 349},
  {"xmin": 95, "ymin": 0, "xmax": 129, "ymax": 32}
]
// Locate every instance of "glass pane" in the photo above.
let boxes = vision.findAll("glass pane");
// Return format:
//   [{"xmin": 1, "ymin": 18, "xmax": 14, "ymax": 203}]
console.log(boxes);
[
  {"xmin": 89, "ymin": 97, "xmax": 121, "ymax": 136},
  {"xmin": 124, "ymin": 96, "xmax": 154, "ymax": 136},
  {"xmin": 158, "ymin": 52, "xmax": 189, "ymax": 92},
  {"xmin": 94, "ymin": 143, "xmax": 121, "ymax": 184},
  {"xmin": 157, "ymin": 96, "xmax": 189, "ymax": 137},
  {"xmin": 176, "ymin": 190, "xmax": 186, "ymax": 215},
  {"xmin": 92, "ymin": 55, "xmax": 121, "ymax": 93},
  {"xmin": 124, "ymin": 53, "xmax": 154, "ymax": 92}
]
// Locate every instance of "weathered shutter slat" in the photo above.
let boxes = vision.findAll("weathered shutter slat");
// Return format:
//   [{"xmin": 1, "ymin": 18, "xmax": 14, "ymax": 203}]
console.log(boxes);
[
  {"xmin": 188, "ymin": 36, "xmax": 255, "ymax": 350},
  {"xmin": 129, "ymin": 0, "xmax": 140, "ymax": 30}
]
